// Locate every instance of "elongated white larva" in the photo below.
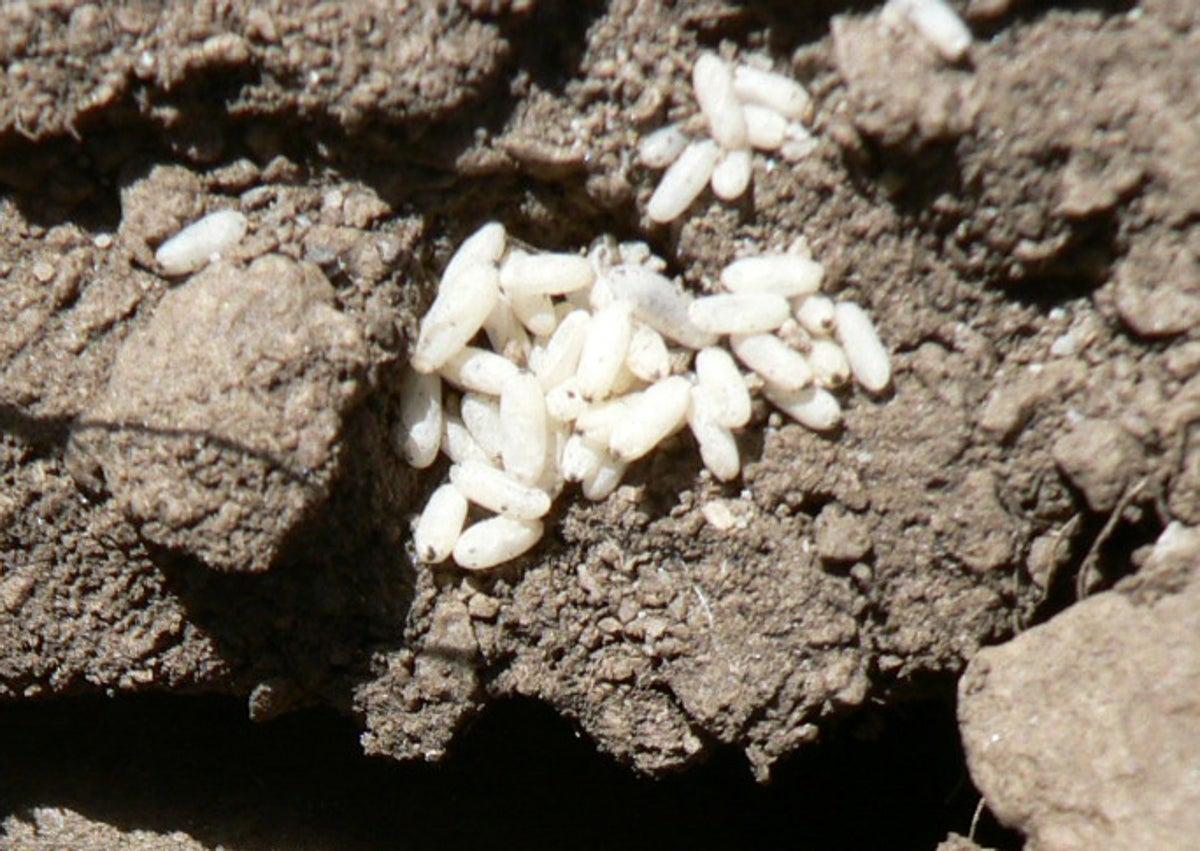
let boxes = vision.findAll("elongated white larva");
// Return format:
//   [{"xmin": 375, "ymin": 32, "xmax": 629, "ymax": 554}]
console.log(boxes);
[
  {"xmin": 601, "ymin": 265, "xmax": 717, "ymax": 350},
  {"xmin": 695, "ymin": 347, "xmax": 752, "ymax": 428},
  {"xmin": 396, "ymin": 368, "xmax": 442, "ymax": 468},
  {"xmin": 442, "ymin": 411, "xmax": 494, "ymax": 465},
  {"xmin": 575, "ymin": 396, "xmax": 633, "ymax": 446},
  {"xmin": 710, "ymin": 148, "xmax": 753, "ymax": 202},
  {"xmin": 779, "ymin": 121, "xmax": 818, "ymax": 162},
  {"xmin": 688, "ymin": 386, "xmax": 740, "ymax": 481},
  {"xmin": 609, "ymin": 375, "xmax": 692, "ymax": 462},
  {"xmin": 647, "ymin": 139, "xmax": 721, "ymax": 224},
  {"xmin": 732, "ymin": 65, "xmax": 813, "ymax": 121},
  {"xmin": 450, "ymin": 460, "xmax": 552, "ymax": 520},
  {"xmin": 576, "ymin": 301, "xmax": 633, "ymax": 401},
  {"xmin": 560, "ymin": 433, "xmax": 605, "ymax": 482},
  {"xmin": 793, "ymin": 294, "xmax": 836, "ymax": 337},
  {"xmin": 413, "ymin": 484, "xmax": 468, "ymax": 563},
  {"xmin": 500, "ymin": 373, "xmax": 549, "ymax": 485},
  {"xmin": 483, "ymin": 295, "xmax": 532, "ymax": 364},
  {"xmin": 638, "ymin": 124, "xmax": 689, "ymax": 169},
  {"xmin": 155, "ymin": 209, "xmax": 248, "ymax": 276},
  {"xmin": 886, "ymin": 0, "xmax": 972, "ymax": 62},
  {"xmin": 460, "ymin": 392, "xmax": 505, "ymax": 463},
  {"xmin": 693, "ymin": 53, "xmax": 749, "ymax": 151},
  {"xmin": 731, "ymin": 333, "xmax": 814, "ymax": 391},
  {"xmin": 689, "ymin": 293, "xmax": 791, "ymax": 336},
  {"xmin": 441, "ymin": 221, "xmax": 506, "ymax": 288},
  {"xmin": 763, "ymin": 384, "xmax": 842, "ymax": 431},
  {"xmin": 808, "ymin": 338, "xmax": 852, "ymax": 388},
  {"xmin": 834, "ymin": 300, "xmax": 892, "ymax": 393},
  {"xmin": 626, "ymin": 324, "xmax": 672, "ymax": 382},
  {"xmin": 500, "ymin": 250, "xmax": 595, "ymax": 296},
  {"xmin": 509, "ymin": 288, "xmax": 557, "ymax": 338},
  {"xmin": 453, "ymin": 516, "xmax": 543, "ymax": 570},
  {"xmin": 743, "ymin": 104, "xmax": 788, "ymax": 151},
  {"xmin": 438, "ymin": 346, "xmax": 521, "ymax": 395},
  {"xmin": 534, "ymin": 310, "xmax": 590, "ymax": 390},
  {"xmin": 610, "ymin": 363, "xmax": 645, "ymax": 396},
  {"xmin": 720, "ymin": 255, "xmax": 823, "ymax": 297},
  {"xmin": 581, "ymin": 451, "xmax": 627, "ymax": 501},
  {"xmin": 411, "ymin": 264, "xmax": 500, "ymax": 373},
  {"xmin": 545, "ymin": 378, "xmax": 588, "ymax": 423}
]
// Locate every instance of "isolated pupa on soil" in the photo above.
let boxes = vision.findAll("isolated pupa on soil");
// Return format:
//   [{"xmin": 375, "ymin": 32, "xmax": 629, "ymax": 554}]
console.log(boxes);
[{"xmin": 155, "ymin": 209, "xmax": 248, "ymax": 276}]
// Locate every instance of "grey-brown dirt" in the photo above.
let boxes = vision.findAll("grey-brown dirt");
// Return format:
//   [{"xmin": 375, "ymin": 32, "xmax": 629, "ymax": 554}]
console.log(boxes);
[{"xmin": 1, "ymin": 0, "xmax": 1197, "ymax": 847}]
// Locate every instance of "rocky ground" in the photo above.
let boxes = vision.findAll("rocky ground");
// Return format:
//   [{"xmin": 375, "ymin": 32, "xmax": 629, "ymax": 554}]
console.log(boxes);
[{"xmin": 1, "ymin": 1, "xmax": 1197, "ymax": 848}]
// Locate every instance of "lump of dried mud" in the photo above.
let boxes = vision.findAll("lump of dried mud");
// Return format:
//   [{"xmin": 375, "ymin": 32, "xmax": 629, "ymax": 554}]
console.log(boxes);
[
  {"xmin": 958, "ymin": 523, "xmax": 1200, "ymax": 850},
  {"xmin": 70, "ymin": 255, "xmax": 368, "ymax": 572}
]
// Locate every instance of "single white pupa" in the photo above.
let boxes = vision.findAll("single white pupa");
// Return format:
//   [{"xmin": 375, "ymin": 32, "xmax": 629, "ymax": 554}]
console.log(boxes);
[
  {"xmin": 886, "ymin": 0, "xmax": 973, "ymax": 62},
  {"xmin": 776, "ymin": 317, "xmax": 812, "ymax": 351},
  {"xmin": 743, "ymin": 104, "xmax": 788, "ymax": 151},
  {"xmin": 601, "ymin": 265, "xmax": 717, "ymax": 350},
  {"xmin": 834, "ymin": 300, "xmax": 892, "ymax": 393},
  {"xmin": 483, "ymin": 294, "xmax": 532, "ymax": 365},
  {"xmin": 576, "ymin": 300, "xmax": 633, "ymax": 401},
  {"xmin": 441, "ymin": 221, "xmax": 506, "ymax": 288},
  {"xmin": 533, "ymin": 310, "xmax": 591, "ymax": 390},
  {"xmin": 720, "ymin": 255, "xmax": 824, "ymax": 297},
  {"xmin": 689, "ymin": 293, "xmax": 791, "ymax": 336},
  {"xmin": 413, "ymin": 484, "xmax": 468, "ymax": 563},
  {"xmin": 453, "ymin": 516, "xmax": 544, "ymax": 570},
  {"xmin": 438, "ymin": 346, "xmax": 522, "ymax": 396},
  {"xmin": 638, "ymin": 124, "xmax": 690, "ymax": 169},
  {"xmin": 500, "ymin": 250, "xmax": 595, "ymax": 296},
  {"xmin": 779, "ymin": 121, "xmax": 818, "ymax": 162},
  {"xmin": 509, "ymin": 287, "xmax": 558, "ymax": 338},
  {"xmin": 411, "ymin": 264, "xmax": 500, "ymax": 373},
  {"xmin": 442, "ymin": 411, "xmax": 494, "ymax": 465},
  {"xmin": 793, "ymin": 294, "xmax": 837, "ymax": 337},
  {"xmin": 561, "ymin": 433, "xmax": 606, "ymax": 482},
  {"xmin": 763, "ymin": 384, "xmax": 842, "ymax": 431},
  {"xmin": 581, "ymin": 450, "xmax": 627, "ymax": 501},
  {"xmin": 731, "ymin": 332, "xmax": 814, "ymax": 392},
  {"xmin": 626, "ymin": 324, "xmax": 672, "ymax": 382},
  {"xmin": 545, "ymin": 378, "xmax": 588, "ymax": 423},
  {"xmin": 732, "ymin": 64, "xmax": 813, "ymax": 121},
  {"xmin": 460, "ymin": 392, "xmax": 506, "ymax": 464},
  {"xmin": 710, "ymin": 148, "xmax": 753, "ymax": 202},
  {"xmin": 693, "ymin": 53, "xmax": 748, "ymax": 150},
  {"xmin": 609, "ymin": 362, "xmax": 645, "ymax": 396},
  {"xmin": 500, "ymin": 373, "xmax": 549, "ymax": 485},
  {"xmin": 396, "ymin": 367, "xmax": 442, "ymax": 468},
  {"xmin": 688, "ymin": 386, "xmax": 740, "ymax": 481},
  {"xmin": 695, "ymin": 347, "xmax": 752, "ymax": 428},
  {"xmin": 609, "ymin": 375, "xmax": 692, "ymax": 462},
  {"xmin": 155, "ymin": 209, "xmax": 248, "ymax": 276},
  {"xmin": 575, "ymin": 396, "xmax": 633, "ymax": 446},
  {"xmin": 450, "ymin": 460, "xmax": 552, "ymax": 520},
  {"xmin": 647, "ymin": 139, "xmax": 721, "ymax": 224},
  {"xmin": 808, "ymin": 338, "xmax": 852, "ymax": 388}
]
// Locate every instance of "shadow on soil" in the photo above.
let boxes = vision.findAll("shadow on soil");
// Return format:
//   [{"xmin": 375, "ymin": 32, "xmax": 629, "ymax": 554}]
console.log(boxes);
[{"xmin": 0, "ymin": 693, "xmax": 1021, "ymax": 850}]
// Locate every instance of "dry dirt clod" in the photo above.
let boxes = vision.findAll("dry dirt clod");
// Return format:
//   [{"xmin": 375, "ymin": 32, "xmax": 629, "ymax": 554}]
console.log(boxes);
[
  {"xmin": 69, "ymin": 255, "xmax": 368, "ymax": 572},
  {"xmin": 1051, "ymin": 417, "xmax": 1145, "ymax": 513},
  {"xmin": 959, "ymin": 524, "xmax": 1200, "ymax": 851}
]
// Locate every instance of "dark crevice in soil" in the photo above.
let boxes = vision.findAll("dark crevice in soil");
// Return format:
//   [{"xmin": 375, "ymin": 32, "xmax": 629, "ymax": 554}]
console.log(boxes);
[
  {"xmin": 1029, "ymin": 492, "xmax": 1165, "ymax": 625},
  {"xmin": 0, "ymin": 692, "xmax": 1022, "ymax": 850}
]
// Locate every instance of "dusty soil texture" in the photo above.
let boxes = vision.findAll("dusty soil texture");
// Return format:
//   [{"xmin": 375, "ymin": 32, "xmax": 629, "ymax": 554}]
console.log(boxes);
[
  {"xmin": 959, "ymin": 524, "xmax": 1200, "ymax": 851},
  {"xmin": 1, "ymin": 0, "xmax": 1197, "ymax": 847}
]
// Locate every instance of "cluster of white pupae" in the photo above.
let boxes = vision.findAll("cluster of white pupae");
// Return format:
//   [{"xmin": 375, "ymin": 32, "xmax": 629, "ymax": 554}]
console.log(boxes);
[
  {"xmin": 396, "ymin": 223, "xmax": 891, "ymax": 571},
  {"xmin": 640, "ymin": 52, "xmax": 817, "ymax": 223}
]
